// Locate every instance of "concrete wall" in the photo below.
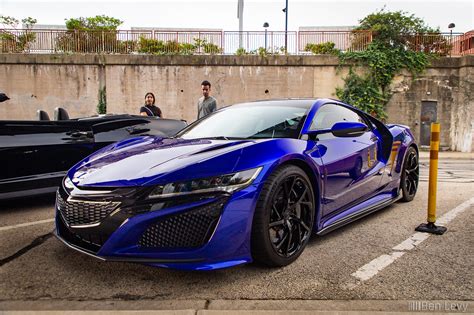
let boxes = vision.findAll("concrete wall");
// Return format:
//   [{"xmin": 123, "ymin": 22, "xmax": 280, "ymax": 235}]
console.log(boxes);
[{"xmin": 0, "ymin": 54, "xmax": 472, "ymax": 151}]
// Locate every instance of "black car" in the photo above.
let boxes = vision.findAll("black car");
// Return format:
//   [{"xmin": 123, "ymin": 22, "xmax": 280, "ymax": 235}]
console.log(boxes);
[{"xmin": 0, "ymin": 108, "xmax": 186, "ymax": 200}]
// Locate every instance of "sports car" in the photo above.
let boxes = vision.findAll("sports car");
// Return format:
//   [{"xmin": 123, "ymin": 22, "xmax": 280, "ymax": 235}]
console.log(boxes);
[
  {"xmin": 55, "ymin": 99, "xmax": 419, "ymax": 270},
  {"xmin": 0, "ymin": 108, "xmax": 186, "ymax": 200}
]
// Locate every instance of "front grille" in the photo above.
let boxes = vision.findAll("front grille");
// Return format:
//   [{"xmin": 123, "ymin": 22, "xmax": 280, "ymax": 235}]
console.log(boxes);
[
  {"xmin": 138, "ymin": 199, "xmax": 226, "ymax": 249},
  {"xmin": 56, "ymin": 213, "xmax": 106, "ymax": 253},
  {"xmin": 56, "ymin": 193, "xmax": 120, "ymax": 226}
]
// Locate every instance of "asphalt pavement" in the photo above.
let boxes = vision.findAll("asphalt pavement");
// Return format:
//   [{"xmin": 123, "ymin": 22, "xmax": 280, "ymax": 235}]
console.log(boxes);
[{"xmin": 0, "ymin": 153, "xmax": 472, "ymax": 314}]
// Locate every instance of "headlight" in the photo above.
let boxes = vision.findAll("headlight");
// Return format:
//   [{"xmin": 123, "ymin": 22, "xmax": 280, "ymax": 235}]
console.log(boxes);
[
  {"xmin": 148, "ymin": 167, "xmax": 262, "ymax": 198},
  {"xmin": 63, "ymin": 176, "xmax": 75, "ymax": 191}
]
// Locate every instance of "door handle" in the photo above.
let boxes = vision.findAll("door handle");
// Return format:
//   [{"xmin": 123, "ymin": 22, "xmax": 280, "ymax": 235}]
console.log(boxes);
[
  {"xmin": 127, "ymin": 127, "xmax": 150, "ymax": 135},
  {"xmin": 64, "ymin": 131, "xmax": 93, "ymax": 141},
  {"xmin": 70, "ymin": 131, "xmax": 92, "ymax": 138}
]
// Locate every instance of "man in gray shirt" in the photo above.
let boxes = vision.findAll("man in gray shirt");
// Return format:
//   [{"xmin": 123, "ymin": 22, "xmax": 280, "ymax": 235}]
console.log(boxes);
[{"xmin": 197, "ymin": 80, "xmax": 217, "ymax": 120}]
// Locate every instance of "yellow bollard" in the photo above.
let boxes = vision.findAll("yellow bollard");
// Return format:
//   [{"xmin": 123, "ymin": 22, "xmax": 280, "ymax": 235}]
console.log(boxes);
[{"xmin": 416, "ymin": 122, "xmax": 447, "ymax": 235}]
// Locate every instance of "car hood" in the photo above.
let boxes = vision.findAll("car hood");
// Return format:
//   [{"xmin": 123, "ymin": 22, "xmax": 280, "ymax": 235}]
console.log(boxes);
[{"xmin": 69, "ymin": 137, "xmax": 257, "ymax": 188}]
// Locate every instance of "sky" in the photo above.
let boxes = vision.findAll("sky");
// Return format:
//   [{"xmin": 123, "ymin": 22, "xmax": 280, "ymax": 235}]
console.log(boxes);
[{"xmin": 0, "ymin": 0, "xmax": 473, "ymax": 33}]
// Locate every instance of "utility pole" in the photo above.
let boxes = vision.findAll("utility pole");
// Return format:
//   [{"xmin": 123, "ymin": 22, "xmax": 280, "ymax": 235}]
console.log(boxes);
[
  {"xmin": 238, "ymin": 0, "xmax": 244, "ymax": 48},
  {"xmin": 283, "ymin": 0, "xmax": 288, "ymax": 53}
]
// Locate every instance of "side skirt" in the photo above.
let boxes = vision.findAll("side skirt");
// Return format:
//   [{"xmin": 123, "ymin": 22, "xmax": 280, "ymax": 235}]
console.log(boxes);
[{"xmin": 316, "ymin": 192, "xmax": 401, "ymax": 236}]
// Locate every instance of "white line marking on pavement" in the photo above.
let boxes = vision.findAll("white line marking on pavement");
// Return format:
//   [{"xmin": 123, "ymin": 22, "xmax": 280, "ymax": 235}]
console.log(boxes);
[
  {"xmin": 351, "ymin": 196, "xmax": 474, "ymax": 282},
  {"xmin": 0, "ymin": 218, "xmax": 55, "ymax": 232},
  {"xmin": 392, "ymin": 232, "xmax": 430, "ymax": 251},
  {"xmin": 352, "ymin": 251, "xmax": 405, "ymax": 281}
]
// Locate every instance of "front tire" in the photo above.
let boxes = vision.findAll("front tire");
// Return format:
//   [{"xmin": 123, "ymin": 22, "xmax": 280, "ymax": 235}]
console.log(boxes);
[
  {"xmin": 251, "ymin": 165, "xmax": 315, "ymax": 267},
  {"xmin": 400, "ymin": 146, "xmax": 419, "ymax": 202}
]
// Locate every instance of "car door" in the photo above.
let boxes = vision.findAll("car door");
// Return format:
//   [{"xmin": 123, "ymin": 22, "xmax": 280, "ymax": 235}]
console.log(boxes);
[
  {"xmin": 0, "ymin": 120, "xmax": 94, "ymax": 198},
  {"xmin": 307, "ymin": 104, "xmax": 384, "ymax": 218}
]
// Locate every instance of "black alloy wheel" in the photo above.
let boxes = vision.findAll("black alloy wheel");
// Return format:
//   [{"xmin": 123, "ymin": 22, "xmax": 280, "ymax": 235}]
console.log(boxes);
[
  {"xmin": 400, "ymin": 146, "xmax": 419, "ymax": 202},
  {"xmin": 251, "ymin": 165, "xmax": 315, "ymax": 267}
]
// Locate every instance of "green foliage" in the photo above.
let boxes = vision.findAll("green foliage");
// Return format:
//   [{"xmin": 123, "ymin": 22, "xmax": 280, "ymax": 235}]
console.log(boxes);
[
  {"xmin": 194, "ymin": 38, "xmax": 222, "ymax": 54},
  {"xmin": 239, "ymin": 46, "xmax": 285, "ymax": 57},
  {"xmin": 304, "ymin": 42, "xmax": 340, "ymax": 55},
  {"xmin": 136, "ymin": 37, "xmax": 221, "ymax": 55},
  {"xmin": 235, "ymin": 47, "xmax": 248, "ymax": 56},
  {"xmin": 120, "ymin": 39, "xmax": 139, "ymax": 53},
  {"xmin": 337, "ymin": 9, "xmax": 434, "ymax": 119},
  {"xmin": 0, "ymin": 32, "xmax": 17, "ymax": 53},
  {"xmin": 355, "ymin": 7, "xmax": 438, "ymax": 49},
  {"xmin": 0, "ymin": 15, "xmax": 19, "ymax": 27},
  {"xmin": 336, "ymin": 69, "xmax": 387, "ymax": 119},
  {"xmin": 97, "ymin": 86, "xmax": 107, "ymax": 114},
  {"xmin": 340, "ymin": 42, "xmax": 429, "ymax": 91},
  {"xmin": 65, "ymin": 15, "xmax": 123, "ymax": 31},
  {"xmin": 137, "ymin": 37, "xmax": 164, "ymax": 54},
  {"xmin": 137, "ymin": 37, "xmax": 194, "ymax": 55},
  {"xmin": 0, "ymin": 15, "xmax": 37, "ymax": 52},
  {"xmin": 203, "ymin": 41, "xmax": 222, "ymax": 54},
  {"xmin": 22, "ymin": 17, "xmax": 37, "ymax": 29},
  {"xmin": 257, "ymin": 47, "xmax": 268, "ymax": 57},
  {"xmin": 56, "ymin": 15, "xmax": 123, "ymax": 53}
]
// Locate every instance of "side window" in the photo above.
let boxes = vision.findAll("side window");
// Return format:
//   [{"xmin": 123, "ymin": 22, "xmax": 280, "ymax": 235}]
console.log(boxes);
[{"xmin": 309, "ymin": 104, "xmax": 366, "ymax": 139}]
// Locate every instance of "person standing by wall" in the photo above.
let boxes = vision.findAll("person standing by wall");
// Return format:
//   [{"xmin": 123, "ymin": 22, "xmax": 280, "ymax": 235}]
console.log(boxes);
[
  {"xmin": 197, "ymin": 80, "xmax": 217, "ymax": 120},
  {"xmin": 140, "ymin": 92, "xmax": 163, "ymax": 117}
]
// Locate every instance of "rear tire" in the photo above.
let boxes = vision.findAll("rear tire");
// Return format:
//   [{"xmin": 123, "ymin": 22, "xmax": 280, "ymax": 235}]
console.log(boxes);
[
  {"xmin": 251, "ymin": 165, "xmax": 315, "ymax": 267},
  {"xmin": 400, "ymin": 146, "xmax": 419, "ymax": 202}
]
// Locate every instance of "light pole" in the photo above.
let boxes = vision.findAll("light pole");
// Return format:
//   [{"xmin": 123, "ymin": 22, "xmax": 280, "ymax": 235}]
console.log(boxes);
[
  {"xmin": 448, "ymin": 23, "xmax": 455, "ymax": 56},
  {"xmin": 282, "ymin": 0, "xmax": 288, "ymax": 53},
  {"xmin": 263, "ymin": 22, "xmax": 269, "ymax": 50},
  {"xmin": 238, "ymin": 0, "xmax": 244, "ymax": 49}
]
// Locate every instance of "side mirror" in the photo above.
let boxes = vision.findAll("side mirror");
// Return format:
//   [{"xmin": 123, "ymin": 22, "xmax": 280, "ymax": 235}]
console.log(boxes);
[
  {"xmin": 331, "ymin": 121, "xmax": 368, "ymax": 137},
  {"xmin": 305, "ymin": 121, "xmax": 368, "ymax": 139}
]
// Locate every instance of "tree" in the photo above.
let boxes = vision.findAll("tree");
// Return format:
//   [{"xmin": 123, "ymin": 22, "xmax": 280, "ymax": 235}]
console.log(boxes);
[
  {"xmin": 64, "ymin": 15, "xmax": 123, "ymax": 31},
  {"xmin": 0, "ymin": 15, "xmax": 37, "ymax": 52},
  {"xmin": 337, "ymin": 9, "xmax": 434, "ymax": 119},
  {"xmin": 56, "ymin": 15, "xmax": 123, "ymax": 53},
  {"xmin": 355, "ymin": 8, "xmax": 438, "ymax": 49}
]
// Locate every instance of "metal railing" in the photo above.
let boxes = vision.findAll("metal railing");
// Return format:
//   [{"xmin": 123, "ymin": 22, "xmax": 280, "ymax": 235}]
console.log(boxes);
[
  {"xmin": 224, "ymin": 31, "xmax": 297, "ymax": 54},
  {"xmin": 0, "ymin": 28, "xmax": 472, "ymax": 56},
  {"xmin": 299, "ymin": 30, "xmax": 372, "ymax": 52},
  {"xmin": 403, "ymin": 33, "xmax": 467, "ymax": 56}
]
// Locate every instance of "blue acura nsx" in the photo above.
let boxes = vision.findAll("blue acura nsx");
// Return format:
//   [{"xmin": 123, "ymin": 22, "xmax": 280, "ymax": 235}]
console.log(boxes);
[{"xmin": 55, "ymin": 98, "xmax": 419, "ymax": 270}]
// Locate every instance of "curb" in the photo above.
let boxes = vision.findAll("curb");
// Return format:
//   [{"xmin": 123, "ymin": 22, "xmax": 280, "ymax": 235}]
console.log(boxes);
[{"xmin": 0, "ymin": 299, "xmax": 472, "ymax": 313}]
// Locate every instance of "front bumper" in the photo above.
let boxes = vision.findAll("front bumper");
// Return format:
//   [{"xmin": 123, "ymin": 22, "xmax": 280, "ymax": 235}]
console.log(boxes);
[{"xmin": 55, "ymin": 184, "xmax": 260, "ymax": 270}]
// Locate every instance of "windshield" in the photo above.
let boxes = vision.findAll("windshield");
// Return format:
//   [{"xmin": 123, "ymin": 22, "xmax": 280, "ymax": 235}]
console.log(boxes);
[{"xmin": 178, "ymin": 104, "xmax": 308, "ymax": 140}]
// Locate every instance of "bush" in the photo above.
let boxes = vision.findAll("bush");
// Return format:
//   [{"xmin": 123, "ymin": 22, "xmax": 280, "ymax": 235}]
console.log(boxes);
[
  {"xmin": 0, "ymin": 15, "xmax": 37, "ymax": 53},
  {"xmin": 137, "ymin": 37, "xmax": 202, "ymax": 55},
  {"xmin": 55, "ymin": 15, "xmax": 123, "ymax": 53},
  {"xmin": 235, "ymin": 47, "xmax": 248, "ymax": 56},
  {"xmin": 0, "ymin": 32, "xmax": 18, "ymax": 52},
  {"xmin": 194, "ymin": 38, "xmax": 222, "ymax": 54},
  {"xmin": 97, "ymin": 87, "xmax": 106, "ymax": 114},
  {"xmin": 203, "ymin": 42, "xmax": 222, "ymax": 54}
]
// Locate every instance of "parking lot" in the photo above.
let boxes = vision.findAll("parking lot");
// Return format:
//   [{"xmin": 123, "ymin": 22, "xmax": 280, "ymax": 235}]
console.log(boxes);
[{"xmin": 0, "ymin": 156, "xmax": 473, "ymax": 312}]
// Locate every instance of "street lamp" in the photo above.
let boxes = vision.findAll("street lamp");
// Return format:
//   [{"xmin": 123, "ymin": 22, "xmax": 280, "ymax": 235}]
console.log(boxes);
[
  {"xmin": 263, "ymin": 22, "xmax": 269, "ymax": 50},
  {"xmin": 282, "ymin": 0, "xmax": 288, "ymax": 53},
  {"xmin": 448, "ymin": 23, "xmax": 455, "ymax": 56}
]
